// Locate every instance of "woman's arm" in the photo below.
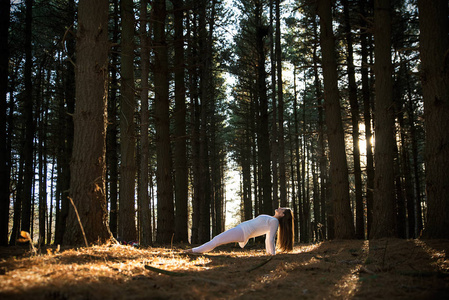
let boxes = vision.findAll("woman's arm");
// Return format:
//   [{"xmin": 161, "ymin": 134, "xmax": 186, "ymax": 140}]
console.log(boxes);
[{"xmin": 265, "ymin": 220, "xmax": 278, "ymax": 255}]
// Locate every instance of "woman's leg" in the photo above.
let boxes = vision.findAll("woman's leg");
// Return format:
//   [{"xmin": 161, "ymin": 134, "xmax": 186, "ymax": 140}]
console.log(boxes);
[{"xmin": 192, "ymin": 226, "xmax": 244, "ymax": 253}]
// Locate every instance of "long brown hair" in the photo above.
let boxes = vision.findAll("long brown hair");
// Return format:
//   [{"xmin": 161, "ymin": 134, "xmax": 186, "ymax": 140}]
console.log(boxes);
[{"xmin": 277, "ymin": 209, "xmax": 294, "ymax": 252}]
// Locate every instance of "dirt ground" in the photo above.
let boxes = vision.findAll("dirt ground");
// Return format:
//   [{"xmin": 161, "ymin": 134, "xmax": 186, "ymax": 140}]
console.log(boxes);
[{"xmin": 0, "ymin": 238, "xmax": 448, "ymax": 299}]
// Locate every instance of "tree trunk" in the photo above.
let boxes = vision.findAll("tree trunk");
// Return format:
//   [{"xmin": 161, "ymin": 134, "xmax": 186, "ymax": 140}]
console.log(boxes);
[
  {"xmin": 118, "ymin": 0, "xmax": 137, "ymax": 242},
  {"xmin": 107, "ymin": 0, "xmax": 119, "ymax": 239},
  {"xmin": 359, "ymin": 0, "xmax": 374, "ymax": 238},
  {"xmin": 139, "ymin": 0, "xmax": 152, "ymax": 246},
  {"xmin": 293, "ymin": 67, "xmax": 300, "ymax": 242},
  {"xmin": 0, "ymin": 0, "xmax": 11, "ymax": 246},
  {"xmin": 342, "ymin": 0, "xmax": 364, "ymax": 239},
  {"xmin": 370, "ymin": 0, "xmax": 396, "ymax": 239},
  {"xmin": 276, "ymin": 0, "xmax": 287, "ymax": 208},
  {"xmin": 256, "ymin": 1, "xmax": 272, "ymax": 216},
  {"xmin": 153, "ymin": 0, "xmax": 174, "ymax": 244},
  {"xmin": 38, "ymin": 83, "xmax": 47, "ymax": 245},
  {"xmin": 198, "ymin": 0, "xmax": 212, "ymax": 243},
  {"xmin": 312, "ymin": 16, "xmax": 328, "ymax": 240},
  {"xmin": 172, "ymin": 0, "xmax": 188, "ymax": 244},
  {"xmin": 418, "ymin": 0, "xmax": 449, "ymax": 239},
  {"xmin": 269, "ymin": 0, "xmax": 278, "ymax": 212},
  {"xmin": 21, "ymin": 0, "xmax": 34, "ymax": 235},
  {"xmin": 64, "ymin": 0, "xmax": 113, "ymax": 245},
  {"xmin": 55, "ymin": 0, "xmax": 75, "ymax": 246},
  {"xmin": 188, "ymin": 7, "xmax": 200, "ymax": 244},
  {"xmin": 406, "ymin": 78, "xmax": 421, "ymax": 238},
  {"xmin": 301, "ymin": 85, "xmax": 309, "ymax": 242},
  {"xmin": 317, "ymin": 0, "xmax": 355, "ymax": 239}
]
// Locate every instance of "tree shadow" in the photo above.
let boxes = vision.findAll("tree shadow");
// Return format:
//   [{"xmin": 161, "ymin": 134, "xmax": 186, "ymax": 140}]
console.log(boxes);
[{"xmin": 353, "ymin": 238, "xmax": 449, "ymax": 299}]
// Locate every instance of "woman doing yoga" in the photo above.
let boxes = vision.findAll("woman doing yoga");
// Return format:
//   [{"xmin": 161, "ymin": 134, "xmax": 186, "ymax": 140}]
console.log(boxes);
[{"xmin": 186, "ymin": 208, "xmax": 294, "ymax": 255}]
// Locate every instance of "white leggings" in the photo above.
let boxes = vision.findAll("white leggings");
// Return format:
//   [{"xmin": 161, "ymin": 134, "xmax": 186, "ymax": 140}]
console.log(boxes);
[{"xmin": 192, "ymin": 226, "xmax": 245, "ymax": 253}]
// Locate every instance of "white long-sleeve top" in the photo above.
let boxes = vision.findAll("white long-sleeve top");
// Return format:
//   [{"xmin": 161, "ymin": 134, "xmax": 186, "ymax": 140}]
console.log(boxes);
[{"xmin": 236, "ymin": 214, "xmax": 279, "ymax": 255}]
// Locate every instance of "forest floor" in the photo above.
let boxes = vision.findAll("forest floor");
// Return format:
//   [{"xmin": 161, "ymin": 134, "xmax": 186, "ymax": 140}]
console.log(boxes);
[{"xmin": 0, "ymin": 238, "xmax": 448, "ymax": 299}]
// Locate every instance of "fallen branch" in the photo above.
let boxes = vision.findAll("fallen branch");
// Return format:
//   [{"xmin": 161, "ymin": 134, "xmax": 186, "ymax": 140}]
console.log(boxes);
[
  {"xmin": 68, "ymin": 196, "xmax": 89, "ymax": 248},
  {"xmin": 246, "ymin": 256, "xmax": 273, "ymax": 272},
  {"xmin": 144, "ymin": 265, "xmax": 187, "ymax": 277}
]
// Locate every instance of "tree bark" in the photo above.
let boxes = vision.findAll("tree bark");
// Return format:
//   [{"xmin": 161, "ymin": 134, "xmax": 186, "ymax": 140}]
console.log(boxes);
[
  {"xmin": 172, "ymin": 0, "xmax": 188, "ymax": 244},
  {"xmin": 107, "ymin": 0, "xmax": 119, "ymax": 238},
  {"xmin": 198, "ymin": 0, "xmax": 212, "ymax": 243},
  {"xmin": 64, "ymin": 0, "xmax": 113, "ymax": 245},
  {"xmin": 317, "ymin": 0, "xmax": 355, "ymax": 239},
  {"xmin": 21, "ymin": 0, "xmax": 34, "ymax": 234},
  {"xmin": 359, "ymin": 0, "xmax": 374, "ymax": 238},
  {"xmin": 370, "ymin": 0, "xmax": 396, "ymax": 239},
  {"xmin": 269, "ymin": 0, "xmax": 278, "ymax": 212},
  {"xmin": 275, "ymin": 0, "xmax": 287, "ymax": 208},
  {"xmin": 139, "ymin": 0, "xmax": 152, "ymax": 246},
  {"xmin": 255, "ymin": 0, "xmax": 272, "ymax": 216},
  {"xmin": 153, "ymin": 0, "xmax": 174, "ymax": 244},
  {"xmin": 311, "ymin": 16, "xmax": 328, "ymax": 240},
  {"xmin": 55, "ymin": 0, "xmax": 75, "ymax": 246},
  {"xmin": 418, "ymin": 0, "xmax": 449, "ymax": 239},
  {"xmin": 342, "ymin": 0, "xmax": 364, "ymax": 239},
  {"xmin": 118, "ymin": 0, "xmax": 137, "ymax": 242},
  {"xmin": 293, "ymin": 67, "xmax": 301, "ymax": 242},
  {"xmin": 0, "ymin": 0, "xmax": 11, "ymax": 246}
]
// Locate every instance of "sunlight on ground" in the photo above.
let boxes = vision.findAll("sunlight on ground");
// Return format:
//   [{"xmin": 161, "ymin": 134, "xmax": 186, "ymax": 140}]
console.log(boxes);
[
  {"xmin": 331, "ymin": 240, "xmax": 369, "ymax": 298},
  {"xmin": 413, "ymin": 239, "xmax": 448, "ymax": 270},
  {"xmin": 2, "ymin": 240, "xmax": 447, "ymax": 299}
]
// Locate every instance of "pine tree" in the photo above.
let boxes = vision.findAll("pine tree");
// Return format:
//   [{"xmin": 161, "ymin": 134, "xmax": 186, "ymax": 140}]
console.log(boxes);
[
  {"xmin": 317, "ymin": 0, "xmax": 355, "ymax": 239},
  {"xmin": 119, "ymin": 0, "xmax": 137, "ymax": 242},
  {"xmin": 0, "ymin": 0, "xmax": 11, "ymax": 246},
  {"xmin": 64, "ymin": 0, "xmax": 113, "ymax": 245},
  {"xmin": 370, "ymin": 0, "xmax": 396, "ymax": 239},
  {"xmin": 418, "ymin": 0, "xmax": 449, "ymax": 239},
  {"xmin": 153, "ymin": 0, "xmax": 175, "ymax": 244}
]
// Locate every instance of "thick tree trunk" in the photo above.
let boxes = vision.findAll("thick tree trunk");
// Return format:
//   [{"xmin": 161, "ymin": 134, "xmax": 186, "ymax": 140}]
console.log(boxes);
[
  {"xmin": 418, "ymin": 0, "xmax": 449, "ymax": 239},
  {"xmin": 0, "ymin": 0, "xmax": 11, "ymax": 246},
  {"xmin": 370, "ymin": 0, "xmax": 397, "ymax": 239},
  {"xmin": 153, "ymin": 0, "xmax": 174, "ymax": 244},
  {"xmin": 317, "ymin": 0, "xmax": 355, "ymax": 239},
  {"xmin": 64, "ymin": 0, "xmax": 113, "ymax": 245}
]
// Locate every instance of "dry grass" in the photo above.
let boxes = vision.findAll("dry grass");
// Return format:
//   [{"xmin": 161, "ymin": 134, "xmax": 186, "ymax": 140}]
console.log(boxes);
[{"xmin": 0, "ymin": 239, "xmax": 448, "ymax": 299}]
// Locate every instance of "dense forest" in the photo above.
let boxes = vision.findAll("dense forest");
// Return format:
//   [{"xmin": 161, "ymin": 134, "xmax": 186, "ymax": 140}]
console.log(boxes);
[{"xmin": 0, "ymin": 0, "xmax": 448, "ymax": 248}]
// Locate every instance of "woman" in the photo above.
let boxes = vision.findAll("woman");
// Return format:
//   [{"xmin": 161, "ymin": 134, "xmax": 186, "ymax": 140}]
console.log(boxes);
[{"xmin": 186, "ymin": 208, "xmax": 294, "ymax": 255}]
